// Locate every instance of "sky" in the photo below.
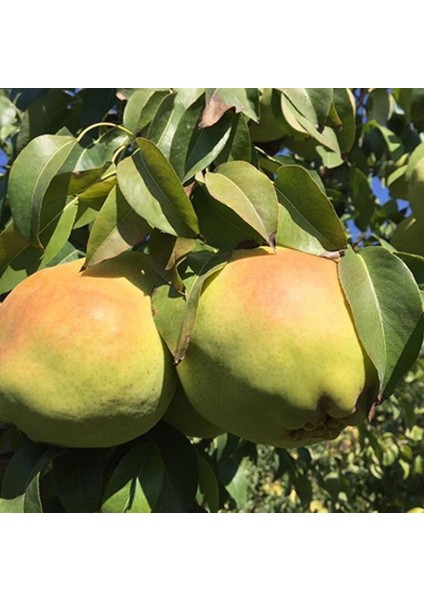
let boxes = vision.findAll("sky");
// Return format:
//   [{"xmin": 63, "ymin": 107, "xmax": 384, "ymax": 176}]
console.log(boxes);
[{"xmin": 0, "ymin": 148, "xmax": 6, "ymax": 172}]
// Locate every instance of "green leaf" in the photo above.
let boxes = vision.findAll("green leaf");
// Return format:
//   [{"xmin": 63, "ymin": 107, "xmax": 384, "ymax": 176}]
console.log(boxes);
[
  {"xmin": 280, "ymin": 88, "xmax": 340, "ymax": 154},
  {"xmin": 395, "ymin": 252, "xmax": 424, "ymax": 291},
  {"xmin": 315, "ymin": 140, "xmax": 344, "ymax": 168},
  {"xmin": 79, "ymin": 88, "xmax": 117, "ymax": 131},
  {"xmin": 275, "ymin": 203, "xmax": 326, "ymax": 255},
  {"xmin": 0, "ymin": 442, "xmax": 62, "ymax": 513},
  {"xmin": 8, "ymin": 134, "xmax": 78, "ymax": 246},
  {"xmin": 410, "ymin": 89, "xmax": 424, "ymax": 131},
  {"xmin": 332, "ymin": 88, "xmax": 356, "ymax": 153},
  {"xmin": 59, "ymin": 138, "xmax": 118, "ymax": 173},
  {"xmin": 0, "ymin": 166, "xmax": 103, "ymax": 293},
  {"xmin": 294, "ymin": 115, "xmax": 341, "ymax": 154},
  {"xmin": 191, "ymin": 184, "xmax": 262, "ymax": 250},
  {"xmin": 201, "ymin": 88, "xmax": 260, "ymax": 127},
  {"xmin": 0, "ymin": 221, "xmax": 42, "ymax": 294},
  {"xmin": 149, "ymin": 229, "xmax": 195, "ymax": 291},
  {"xmin": 387, "ymin": 164, "xmax": 409, "ymax": 201},
  {"xmin": 350, "ymin": 168, "xmax": 375, "ymax": 230},
  {"xmin": 46, "ymin": 166, "xmax": 108, "ymax": 206},
  {"xmin": 196, "ymin": 452, "xmax": 220, "ymax": 513},
  {"xmin": 0, "ymin": 96, "xmax": 17, "ymax": 142},
  {"xmin": 0, "ymin": 95, "xmax": 16, "ymax": 128},
  {"xmin": 16, "ymin": 89, "xmax": 72, "ymax": 152},
  {"xmin": 85, "ymin": 186, "xmax": 151, "ymax": 268},
  {"xmin": 75, "ymin": 171, "xmax": 118, "ymax": 228},
  {"xmin": 148, "ymin": 89, "xmax": 204, "ymax": 159},
  {"xmin": 78, "ymin": 170, "xmax": 117, "ymax": 203},
  {"xmin": 275, "ymin": 92, "xmax": 309, "ymax": 138},
  {"xmin": 152, "ymin": 278, "xmax": 189, "ymax": 357},
  {"xmin": 293, "ymin": 473, "xmax": 313, "ymax": 506},
  {"xmin": 366, "ymin": 88, "xmax": 392, "ymax": 125},
  {"xmin": 0, "ymin": 442, "xmax": 44, "ymax": 512},
  {"xmin": 0, "ymin": 428, "xmax": 19, "ymax": 456},
  {"xmin": 148, "ymin": 422, "xmax": 198, "ymax": 513},
  {"xmin": 275, "ymin": 165, "xmax": 348, "ymax": 252},
  {"xmin": 39, "ymin": 167, "xmax": 106, "ymax": 265},
  {"xmin": 23, "ymin": 471, "xmax": 45, "ymax": 513},
  {"xmin": 217, "ymin": 456, "xmax": 249, "ymax": 509},
  {"xmin": 281, "ymin": 88, "xmax": 333, "ymax": 128},
  {"xmin": 53, "ymin": 449, "xmax": 104, "ymax": 513},
  {"xmin": 117, "ymin": 138, "xmax": 200, "ymax": 238},
  {"xmin": 338, "ymin": 246, "xmax": 424, "ymax": 398},
  {"xmin": 174, "ymin": 250, "xmax": 231, "ymax": 364},
  {"xmin": 101, "ymin": 441, "xmax": 164, "ymax": 513},
  {"xmin": 123, "ymin": 89, "xmax": 169, "ymax": 133},
  {"xmin": 364, "ymin": 120, "xmax": 404, "ymax": 162},
  {"xmin": 214, "ymin": 113, "xmax": 254, "ymax": 165},
  {"xmin": 46, "ymin": 241, "xmax": 82, "ymax": 267},
  {"xmin": 151, "ymin": 247, "xmax": 217, "ymax": 358},
  {"xmin": 204, "ymin": 161, "xmax": 278, "ymax": 248},
  {"xmin": 170, "ymin": 96, "xmax": 234, "ymax": 183},
  {"xmin": 39, "ymin": 200, "xmax": 78, "ymax": 265}
]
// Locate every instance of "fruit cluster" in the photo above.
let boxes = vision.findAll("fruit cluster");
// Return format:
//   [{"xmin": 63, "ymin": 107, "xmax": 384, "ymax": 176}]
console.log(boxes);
[{"xmin": 0, "ymin": 247, "xmax": 379, "ymax": 449}]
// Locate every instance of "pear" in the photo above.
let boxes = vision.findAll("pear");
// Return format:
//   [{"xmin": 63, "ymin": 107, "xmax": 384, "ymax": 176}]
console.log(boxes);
[
  {"xmin": 250, "ymin": 88, "xmax": 288, "ymax": 142},
  {"xmin": 391, "ymin": 216, "xmax": 424, "ymax": 256},
  {"xmin": 163, "ymin": 382, "xmax": 223, "ymax": 439},
  {"xmin": 177, "ymin": 247, "xmax": 379, "ymax": 448},
  {"xmin": 409, "ymin": 156, "xmax": 424, "ymax": 223},
  {"xmin": 0, "ymin": 253, "xmax": 177, "ymax": 448}
]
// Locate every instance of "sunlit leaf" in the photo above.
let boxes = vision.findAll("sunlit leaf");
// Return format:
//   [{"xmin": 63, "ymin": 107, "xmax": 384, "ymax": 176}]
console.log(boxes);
[
  {"xmin": 275, "ymin": 165, "xmax": 347, "ymax": 252},
  {"xmin": 148, "ymin": 89, "xmax": 203, "ymax": 158},
  {"xmin": 149, "ymin": 229, "xmax": 195, "ymax": 291},
  {"xmin": 170, "ymin": 96, "xmax": 234, "ymax": 183},
  {"xmin": 123, "ymin": 89, "xmax": 169, "ymax": 133},
  {"xmin": 339, "ymin": 246, "xmax": 424, "ymax": 398},
  {"xmin": 174, "ymin": 251, "xmax": 230, "ymax": 364},
  {"xmin": 204, "ymin": 161, "xmax": 278, "ymax": 248},
  {"xmin": 101, "ymin": 441, "xmax": 164, "ymax": 513},
  {"xmin": 8, "ymin": 134, "xmax": 77, "ymax": 246},
  {"xmin": 201, "ymin": 88, "xmax": 259, "ymax": 127},
  {"xmin": 117, "ymin": 138, "xmax": 200, "ymax": 238},
  {"xmin": 192, "ymin": 184, "xmax": 262, "ymax": 250},
  {"xmin": 281, "ymin": 88, "xmax": 333, "ymax": 128},
  {"xmin": 85, "ymin": 186, "xmax": 151, "ymax": 268}
]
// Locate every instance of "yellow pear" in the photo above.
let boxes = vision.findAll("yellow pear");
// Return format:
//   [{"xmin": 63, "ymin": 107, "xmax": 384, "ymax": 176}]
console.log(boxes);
[
  {"xmin": 177, "ymin": 247, "xmax": 379, "ymax": 448},
  {"xmin": 0, "ymin": 253, "xmax": 177, "ymax": 448}
]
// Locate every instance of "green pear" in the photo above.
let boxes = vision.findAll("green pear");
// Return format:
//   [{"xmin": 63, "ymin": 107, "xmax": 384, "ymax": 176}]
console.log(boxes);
[
  {"xmin": 409, "ymin": 156, "xmax": 424, "ymax": 223},
  {"xmin": 0, "ymin": 253, "xmax": 177, "ymax": 448},
  {"xmin": 163, "ymin": 382, "xmax": 223, "ymax": 438},
  {"xmin": 177, "ymin": 247, "xmax": 379, "ymax": 448},
  {"xmin": 391, "ymin": 216, "xmax": 424, "ymax": 256},
  {"xmin": 250, "ymin": 88, "xmax": 288, "ymax": 142}
]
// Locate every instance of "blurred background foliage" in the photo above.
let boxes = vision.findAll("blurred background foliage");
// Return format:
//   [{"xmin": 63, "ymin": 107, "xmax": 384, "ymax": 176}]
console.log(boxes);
[{"xmin": 197, "ymin": 354, "xmax": 424, "ymax": 513}]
